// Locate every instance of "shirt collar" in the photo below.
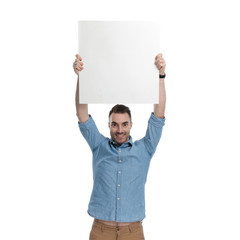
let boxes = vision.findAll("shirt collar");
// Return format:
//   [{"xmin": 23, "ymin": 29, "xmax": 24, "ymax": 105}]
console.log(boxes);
[{"xmin": 110, "ymin": 136, "xmax": 133, "ymax": 147}]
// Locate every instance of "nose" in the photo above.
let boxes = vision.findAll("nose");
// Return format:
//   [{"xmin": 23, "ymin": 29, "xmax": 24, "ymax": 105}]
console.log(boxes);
[{"xmin": 117, "ymin": 125, "xmax": 123, "ymax": 133}]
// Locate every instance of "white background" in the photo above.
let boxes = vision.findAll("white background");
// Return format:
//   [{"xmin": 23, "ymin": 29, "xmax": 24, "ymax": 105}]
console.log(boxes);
[{"xmin": 0, "ymin": 0, "xmax": 239, "ymax": 240}]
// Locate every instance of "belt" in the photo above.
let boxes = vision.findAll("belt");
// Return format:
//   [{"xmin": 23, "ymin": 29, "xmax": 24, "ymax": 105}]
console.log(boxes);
[{"xmin": 93, "ymin": 219, "xmax": 142, "ymax": 232}]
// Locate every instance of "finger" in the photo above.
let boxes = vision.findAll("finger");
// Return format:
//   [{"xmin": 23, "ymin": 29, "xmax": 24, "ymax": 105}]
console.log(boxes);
[
  {"xmin": 155, "ymin": 60, "xmax": 164, "ymax": 67},
  {"xmin": 73, "ymin": 61, "xmax": 82, "ymax": 70},
  {"xmin": 75, "ymin": 59, "xmax": 84, "ymax": 66},
  {"xmin": 161, "ymin": 59, "xmax": 166, "ymax": 65},
  {"xmin": 74, "ymin": 62, "xmax": 84, "ymax": 70},
  {"xmin": 155, "ymin": 62, "xmax": 160, "ymax": 68},
  {"xmin": 75, "ymin": 54, "xmax": 82, "ymax": 61},
  {"xmin": 74, "ymin": 69, "xmax": 79, "ymax": 75},
  {"xmin": 156, "ymin": 59, "xmax": 163, "ymax": 63},
  {"xmin": 74, "ymin": 61, "xmax": 83, "ymax": 68},
  {"xmin": 155, "ymin": 53, "xmax": 163, "ymax": 60},
  {"xmin": 75, "ymin": 54, "xmax": 82, "ymax": 60},
  {"xmin": 159, "ymin": 61, "xmax": 165, "ymax": 66},
  {"xmin": 74, "ymin": 65, "xmax": 84, "ymax": 74},
  {"xmin": 158, "ymin": 58, "xmax": 164, "ymax": 63},
  {"xmin": 159, "ymin": 61, "xmax": 165, "ymax": 67}
]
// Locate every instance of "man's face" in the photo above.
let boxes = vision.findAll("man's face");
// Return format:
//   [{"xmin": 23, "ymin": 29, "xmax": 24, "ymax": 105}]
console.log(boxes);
[{"xmin": 108, "ymin": 113, "xmax": 133, "ymax": 146}]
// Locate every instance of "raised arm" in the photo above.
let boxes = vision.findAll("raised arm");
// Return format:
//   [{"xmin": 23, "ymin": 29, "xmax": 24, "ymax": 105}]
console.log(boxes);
[
  {"xmin": 73, "ymin": 54, "xmax": 89, "ymax": 123},
  {"xmin": 154, "ymin": 53, "xmax": 166, "ymax": 119}
]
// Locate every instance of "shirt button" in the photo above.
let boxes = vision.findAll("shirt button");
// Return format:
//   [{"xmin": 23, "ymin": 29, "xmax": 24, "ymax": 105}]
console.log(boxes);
[
  {"xmin": 118, "ymin": 184, "xmax": 120, "ymax": 187},
  {"xmin": 118, "ymin": 171, "xmax": 121, "ymax": 174},
  {"xmin": 118, "ymin": 149, "xmax": 121, "ymax": 152},
  {"xmin": 119, "ymin": 160, "xmax": 122, "ymax": 163},
  {"xmin": 117, "ymin": 198, "xmax": 120, "ymax": 200}
]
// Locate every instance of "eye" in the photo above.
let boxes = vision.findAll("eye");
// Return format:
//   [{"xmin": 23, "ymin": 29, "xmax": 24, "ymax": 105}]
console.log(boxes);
[
  {"xmin": 111, "ymin": 122, "xmax": 117, "ymax": 127},
  {"xmin": 123, "ymin": 122, "xmax": 128, "ymax": 127}
]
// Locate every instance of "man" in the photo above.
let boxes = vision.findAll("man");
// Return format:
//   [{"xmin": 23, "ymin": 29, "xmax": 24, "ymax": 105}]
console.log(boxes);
[{"xmin": 73, "ymin": 53, "xmax": 166, "ymax": 240}]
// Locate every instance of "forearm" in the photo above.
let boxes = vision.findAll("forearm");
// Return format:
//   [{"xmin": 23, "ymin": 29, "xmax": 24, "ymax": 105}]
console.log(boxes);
[
  {"xmin": 75, "ymin": 77, "xmax": 89, "ymax": 122},
  {"xmin": 154, "ymin": 78, "xmax": 166, "ymax": 119}
]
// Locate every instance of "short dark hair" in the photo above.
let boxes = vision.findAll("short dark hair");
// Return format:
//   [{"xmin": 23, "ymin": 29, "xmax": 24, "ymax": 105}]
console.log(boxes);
[{"xmin": 109, "ymin": 104, "xmax": 131, "ymax": 121}]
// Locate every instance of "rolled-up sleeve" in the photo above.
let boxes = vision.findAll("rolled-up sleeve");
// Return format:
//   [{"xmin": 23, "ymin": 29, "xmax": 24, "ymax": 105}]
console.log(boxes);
[
  {"xmin": 78, "ymin": 115, "xmax": 105, "ymax": 152},
  {"xmin": 144, "ymin": 112, "xmax": 165, "ymax": 156}
]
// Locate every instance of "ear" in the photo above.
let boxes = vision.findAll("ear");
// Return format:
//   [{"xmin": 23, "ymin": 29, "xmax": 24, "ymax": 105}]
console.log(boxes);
[
  {"xmin": 108, "ymin": 122, "xmax": 110, "ymax": 128},
  {"xmin": 130, "ymin": 122, "xmax": 133, "ymax": 129}
]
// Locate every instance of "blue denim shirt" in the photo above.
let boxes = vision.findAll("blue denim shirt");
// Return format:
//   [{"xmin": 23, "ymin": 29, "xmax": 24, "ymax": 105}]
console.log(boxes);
[{"xmin": 78, "ymin": 112, "xmax": 165, "ymax": 222}]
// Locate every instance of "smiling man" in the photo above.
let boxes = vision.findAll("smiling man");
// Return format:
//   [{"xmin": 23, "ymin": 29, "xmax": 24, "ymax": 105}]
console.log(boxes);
[
  {"xmin": 109, "ymin": 105, "xmax": 132, "ymax": 145},
  {"xmin": 73, "ymin": 53, "xmax": 166, "ymax": 240}
]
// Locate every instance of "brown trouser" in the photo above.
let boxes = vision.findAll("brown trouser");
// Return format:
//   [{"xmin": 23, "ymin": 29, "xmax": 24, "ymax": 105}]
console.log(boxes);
[{"xmin": 89, "ymin": 219, "xmax": 145, "ymax": 240}]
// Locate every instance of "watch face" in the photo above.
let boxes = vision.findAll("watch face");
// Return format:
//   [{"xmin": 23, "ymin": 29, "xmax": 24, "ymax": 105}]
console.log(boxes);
[{"xmin": 159, "ymin": 74, "xmax": 166, "ymax": 78}]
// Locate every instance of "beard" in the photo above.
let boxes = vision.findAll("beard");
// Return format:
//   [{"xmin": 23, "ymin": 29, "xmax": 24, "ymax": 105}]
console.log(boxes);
[{"xmin": 110, "ymin": 131, "xmax": 130, "ymax": 145}]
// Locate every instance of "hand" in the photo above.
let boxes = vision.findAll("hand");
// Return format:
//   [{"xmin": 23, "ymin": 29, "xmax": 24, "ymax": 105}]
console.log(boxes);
[
  {"xmin": 73, "ymin": 54, "xmax": 84, "ymax": 75},
  {"xmin": 154, "ymin": 53, "xmax": 166, "ymax": 75}
]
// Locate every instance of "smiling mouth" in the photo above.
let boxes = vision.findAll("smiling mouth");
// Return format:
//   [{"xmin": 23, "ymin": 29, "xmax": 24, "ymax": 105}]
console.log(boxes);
[{"xmin": 116, "ymin": 134, "xmax": 125, "ymax": 138}]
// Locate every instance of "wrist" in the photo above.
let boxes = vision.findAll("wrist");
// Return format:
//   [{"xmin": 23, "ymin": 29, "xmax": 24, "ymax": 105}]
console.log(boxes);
[{"xmin": 159, "ymin": 73, "xmax": 166, "ymax": 79}]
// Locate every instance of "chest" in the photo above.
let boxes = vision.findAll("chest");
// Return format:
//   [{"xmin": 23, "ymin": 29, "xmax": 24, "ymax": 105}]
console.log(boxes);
[{"xmin": 92, "ymin": 142, "xmax": 150, "ymax": 179}]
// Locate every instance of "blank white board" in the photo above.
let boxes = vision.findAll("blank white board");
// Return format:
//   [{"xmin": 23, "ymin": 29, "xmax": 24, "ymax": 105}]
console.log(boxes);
[{"xmin": 78, "ymin": 21, "xmax": 160, "ymax": 104}]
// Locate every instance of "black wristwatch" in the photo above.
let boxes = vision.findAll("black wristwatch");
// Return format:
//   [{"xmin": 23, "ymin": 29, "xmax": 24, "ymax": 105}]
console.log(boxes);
[{"xmin": 159, "ymin": 73, "xmax": 166, "ymax": 79}]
